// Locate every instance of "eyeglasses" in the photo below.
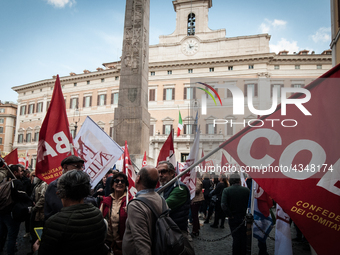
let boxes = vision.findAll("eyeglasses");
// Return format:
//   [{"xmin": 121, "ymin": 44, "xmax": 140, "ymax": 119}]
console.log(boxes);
[
  {"xmin": 158, "ymin": 169, "xmax": 169, "ymax": 175},
  {"xmin": 113, "ymin": 179, "xmax": 125, "ymax": 184}
]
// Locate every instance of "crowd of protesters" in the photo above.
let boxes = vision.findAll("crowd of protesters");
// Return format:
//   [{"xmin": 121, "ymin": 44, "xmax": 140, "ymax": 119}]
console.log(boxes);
[{"xmin": 0, "ymin": 156, "xmax": 306, "ymax": 255}]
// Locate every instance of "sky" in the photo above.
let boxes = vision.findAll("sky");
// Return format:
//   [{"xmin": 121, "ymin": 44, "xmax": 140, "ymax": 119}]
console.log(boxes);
[{"xmin": 0, "ymin": 0, "xmax": 331, "ymax": 103}]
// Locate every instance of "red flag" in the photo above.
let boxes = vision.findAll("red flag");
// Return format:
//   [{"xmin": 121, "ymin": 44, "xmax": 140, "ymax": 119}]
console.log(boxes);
[
  {"xmin": 221, "ymin": 153, "xmax": 229, "ymax": 167},
  {"xmin": 36, "ymin": 75, "xmax": 75, "ymax": 184},
  {"xmin": 157, "ymin": 130, "xmax": 176, "ymax": 168},
  {"xmin": 142, "ymin": 151, "xmax": 147, "ymax": 168},
  {"xmin": 123, "ymin": 141, "xmax": 137, "ymax": 197},
  {"xmin": 3, "ymin": 148, "xmax": 19, "ymax": 165},
  {"xmin": 25, "ymin": 151, "xmax": 29, "ymax": 168},
  {"xmin": 254, "ymin": 183, "xmax": 273, "ymax": 218},
  {"xmin": 222, "ymin": 64, "xmax": 340, "ymax": 255}
]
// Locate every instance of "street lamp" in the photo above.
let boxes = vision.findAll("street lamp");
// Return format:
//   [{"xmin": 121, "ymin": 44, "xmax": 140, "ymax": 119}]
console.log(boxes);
[{"xmin": 73, "ymin": 107, "xmax": 80, "ymax": 138}]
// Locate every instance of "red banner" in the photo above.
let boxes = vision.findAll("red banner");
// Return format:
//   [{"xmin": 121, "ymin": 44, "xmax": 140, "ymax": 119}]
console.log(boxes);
[
  {"xmin": 157, "ymin": 130, "xmax": 176, "ymax": 168},
  {"xmin": 4, "ymin": 148, "xmax": 19, "ymax": 165},
  {"xmin": 36, "ymin": 75, "xmax": 75, "ymax": 184},
  {"xmin": 142, "ymin": 151, "xmax": 147, "ymax": 168},
  {"xmin": 123, "ymin": 141, "xmax": 137, "ymax": 197},
  {"xmin": 222, "ymin": 64, "xmax": 340, "ymax": 254}
]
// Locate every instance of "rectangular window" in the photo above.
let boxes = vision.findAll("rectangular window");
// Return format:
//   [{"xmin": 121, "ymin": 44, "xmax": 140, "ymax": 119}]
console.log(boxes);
[
  {"xmin": 26, "ymin": 133, "xmax": 31, "ymax": 143},
  {"xmin": 209, "ymin": 67, "xmax": 214, "ymax": 72},
  {"xmin": 20, "ymin": 105, "xmax": 26, "ymax": 115},
  {"xmin": 97, "ymin": 94, "xmax": 107, "ymax": 106},
  {"xmin": 271, "ymin": 84, "xmax": 283, "ymax": 98},
  {"xmin": 87, "ymin": 80, "xmax": 90, "ymax": 85},
  {"xmin": 274, "ymin": 65, "xmax": 280, "ymax": 70},
  {"xmin": 0, "ymin": 127, "xmax": 3, "ymax": 133},
  {"xmin": 167, "ymin": 70, "xmax": 172, "ymax": 75},
  {"xmin": 0, "ymin": 109, "xmax": 5, "ymax": 113},
  {"xmin": 115, "ymin": 76, "xmax": 119, "ymax": 80},
  {"xmin": 101, "ymin": 78, "xmax": 105, "ymax": 83},
  {"xmin": 34, "ymin": 132, "xmax": 39, "ymax": 142},
  {"xmin": 0, "ymin": 118, "xmax": 4, "ymax": 124},
  {"xmin": 163, "ymin": 88, "xmax": 175, "ymax": 101},
  {"xmin": 18, "ymin": 134, "xmax": 23, "ymax": 143},
  {"xmin": 184, "ymin": 87, "xmax": 195, "ymax": 100},
  {"xmin": 74, "ymin": 83, "xmax": 77, "ymax": 87},
  {"xmin": 150, "ymin": 71, "xmax": 155, "ymax": 76},
  {"xmin": 149, "ymin": 125, "xmax": 154, "ymax": 136},
  {"xmin": 228, "ymin": 66, "xmax": 233, "ymax": 71},
  {"xmin": 70, "ymin": 129, "xmax": 76, "ymax": 139},
  {"xmin": 28, "ymin": 104, "xmax": 35, "ymax": 114},
  {"xmin": 317, "ymin": 65, "xmax": 322, "ymax": 69},
  {"xmin": 163, "ymin": 124, "xmax": 172, "ymax": 135},
  {"xmin": 83, "ymin": 96, "xmax": 92, "ymax": 108},
  {"xmin": 0, "ymin": 137, "xmax": 2, "ymax": 144},
  {"xmin": 110, "ymin": 127, "xmax": 114, "ymax": 138},
  {"xmin": 70, "ymin": 98, "xmax": 78, "ymax": 109},
  {"xmin": 181, "ymin": 153, "xmax": 189, "ymax": 162},
  {"xmin": 111, "ymin": 93, "xmax": 119, "ymax": 104},
  {"xmin": 249, "ymin": 65, "xmax": 254, "ymax": 69},
  {"xmin": 188, "ymin": 69, "xmax": 193, "ymax": 73},
  {"xmin": 244, "ymin": 84, "xmax": 258, "ymax": 97},
  {"xmin": 291, "ymin": 84, "xmax": 303, "ymax": 95},
  {"xmin": 295, "ymin": 65, "xmax": 300, "ymax": 69},
  {"xmin": 206, "ymin": 123, "xmax": 216, "ymax": 135},
  {"xmin": 149, "ymin": 89, "xmax": 155, "ymax": 101},
  {"xmin": 185, "ymin": 124, "xmax": 193, "ymax": 135},
  {"xmin": 36, "ymin": 102, "xmax": 43, "ymax": 113}
]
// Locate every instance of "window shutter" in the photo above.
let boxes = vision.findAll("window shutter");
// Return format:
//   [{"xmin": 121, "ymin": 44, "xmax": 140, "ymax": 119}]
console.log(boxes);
[
  {"xmin": 215, "ymin": 88, "xmax": 218, "ymax": 98},
  {"xmin": 40, "ymin": 103, "xmax": 43, "ymax": 112},
  {"xmin": 255, "ymin": 84, "xmax": 258, "ymax": 97},
  {"xmin": 47, "ymin": 101, "xmax": 50, "ymax": 109},
  {"xmin": 111, "ymin": 93, "xmax": 114, "ymax": 104},
  {"xmin": 70, "ymin": 98, "xmax": 72, "ymax": 108},
  {"xmin": 244, "ymin": 84, "xmax": 247, "ymax": 97},
  {"xmin": 193, "ymin": 87, "xmax": 196, "ymax": 99},
  {"xmin": 172, "ymin": 88, "xmax": 175, "ymax": 100},
  {"xmin": 104, "ymin": 95, "xmax": 107, "ymax": 105},
  {"xmin": 110, "ymin": 127, "xmax": 114, "ymax": 138},
  {"xmin": 32, "ymin": 104, "xmax": 35, "ymax": 113},
  {"xmin": 149, "ymin": 125, "xmax": 154, "ymax": 136},
  {"xmin": 214, "ymin": 125, "xmax": 217, "ymax": 134},
  {"xmin": 24, "ymin": 105, "xmax": 27, "ymax": 114},
  {"xmin": 97, "ymin": 95, "xmax": 100, "ymax": 106},
  {"xmin": 163, "ymin": 89, "xmax": 166, "ymax": 100},
  {"xmin": 89, "ymin": 96, "xmax": 92, "ymax": 107},
  {"xmin": 170, "ymin": 125, "xmax": 173, "ymax": 132},
  {"xmin": 184, "ymin": 88, "xmax": 187, "ymax": 100},
  {"xmin": 36, "ymin": 103, "xmax": 38, "ymax": 112},
  {"xmin": 183, "ymin": 124, "xmax": 186, "ymax": 134},
  {"xmin": 76, "ymin": 98, "xmax": 79, "ymax": 108},
  {"xmin": 206, "ymin": 124, "xmax": 208, "ymax": 134},
  {"xmin": 163, "ymin": 125, "xmax": 165, "ymax": 134},
  {"xmin": 83, "ymin": 97, "xmax": 86, "ymax": 107}
]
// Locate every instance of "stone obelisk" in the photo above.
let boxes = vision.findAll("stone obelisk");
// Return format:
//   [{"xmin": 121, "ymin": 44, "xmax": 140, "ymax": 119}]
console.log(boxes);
[{"xmin": 114, "ymin": 0, "xmax": 150, "ymax": 161}]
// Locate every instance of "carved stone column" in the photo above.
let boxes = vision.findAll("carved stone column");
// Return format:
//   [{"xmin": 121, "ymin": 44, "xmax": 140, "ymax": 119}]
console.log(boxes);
[{"xmin": 114, "ymin": 0, "xmax": 150, "ymax": 159}]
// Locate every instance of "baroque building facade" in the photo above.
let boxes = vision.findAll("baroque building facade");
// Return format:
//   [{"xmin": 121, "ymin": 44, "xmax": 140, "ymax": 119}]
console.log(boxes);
[{"xmin": 12, "ymin": 0, "xmax": 332, "ymax": 169}]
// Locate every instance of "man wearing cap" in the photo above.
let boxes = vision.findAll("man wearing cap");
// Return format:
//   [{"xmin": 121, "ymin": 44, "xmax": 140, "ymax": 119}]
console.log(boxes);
[{"xmin": 44, "ymin": 156, "xmax": 84, "ymax": 221}]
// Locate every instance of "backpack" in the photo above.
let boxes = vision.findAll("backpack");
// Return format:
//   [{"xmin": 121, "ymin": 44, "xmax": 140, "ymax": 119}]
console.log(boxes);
[
  {"xmin": 0, "ymin": 181, "xmax": 13, "ymax": 211},
  {"xmin": 133, "ymin": 196, "xmax": 187, "ymax": 255}
]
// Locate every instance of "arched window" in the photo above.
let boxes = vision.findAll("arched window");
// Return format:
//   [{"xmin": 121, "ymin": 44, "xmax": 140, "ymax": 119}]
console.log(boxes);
[{"xmin": 187, "ymin": 13, "xmax": 195, "ymax": 35}]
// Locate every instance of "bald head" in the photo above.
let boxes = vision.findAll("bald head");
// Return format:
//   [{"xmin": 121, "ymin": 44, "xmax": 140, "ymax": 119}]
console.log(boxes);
[{"xmin": 137, "ymin": 165, "xmax": 159, "ymax": 190}]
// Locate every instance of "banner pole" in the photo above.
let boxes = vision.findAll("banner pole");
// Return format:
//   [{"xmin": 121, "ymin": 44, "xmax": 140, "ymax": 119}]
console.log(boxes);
[{"xmin": 0, "ymin": 157, "xmax": 17, "ymax": 180}]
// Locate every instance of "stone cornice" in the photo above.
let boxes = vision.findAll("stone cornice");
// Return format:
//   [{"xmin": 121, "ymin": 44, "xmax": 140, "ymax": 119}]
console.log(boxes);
[{"xmin": 11, "ymin": 69, "xmax": 120, "ymax": 92}]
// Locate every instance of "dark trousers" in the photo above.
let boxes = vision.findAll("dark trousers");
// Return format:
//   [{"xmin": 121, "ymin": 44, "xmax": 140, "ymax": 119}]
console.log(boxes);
[
  {"xmin": 212, "ymin": 202, "xmax": 225, "ymax": 227},
  {"xmin": 229, "ymin": 216, "xmax": 247, "ymax": 255},
  {"xmin": 0, "ymin": 213, "xmax": 21, "ymax": 255},
  {"xmin": 190, "ymin": 201, "xmax": 202, "ymax": 233}
]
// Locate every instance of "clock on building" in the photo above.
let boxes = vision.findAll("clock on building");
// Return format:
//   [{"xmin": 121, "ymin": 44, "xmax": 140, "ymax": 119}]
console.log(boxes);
[{"xmin": 182, "ymin": 38, "xmax": 199, "ymax": 56}]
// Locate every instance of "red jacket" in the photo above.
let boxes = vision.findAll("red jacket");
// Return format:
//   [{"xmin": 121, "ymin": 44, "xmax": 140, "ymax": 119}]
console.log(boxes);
[{"xmin": 101, "ymin": 193, "xmax": 133, "ymax": 239}]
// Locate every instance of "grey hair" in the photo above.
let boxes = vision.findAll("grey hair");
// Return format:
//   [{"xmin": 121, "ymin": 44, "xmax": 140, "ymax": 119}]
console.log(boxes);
[
  {"xmin": 138, "ymin": 167, "xmax": 159, "ymax": 189},
  {"xmin": 57, "ymin": 170, "xmax": 91, "ymax": 201},
  {"xmin": 158, "ymin": 161, "xmax": 175, "ymax": 173}
]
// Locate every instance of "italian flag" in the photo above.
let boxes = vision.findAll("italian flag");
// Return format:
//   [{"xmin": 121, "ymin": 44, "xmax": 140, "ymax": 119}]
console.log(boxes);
[{"xmin": 177, "ymin": 110, "xmax": 183, "ymax": 137}]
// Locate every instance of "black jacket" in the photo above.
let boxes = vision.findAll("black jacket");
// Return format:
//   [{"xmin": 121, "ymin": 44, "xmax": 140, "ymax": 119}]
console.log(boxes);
[{"xmin": 39, "ymin": 203, "xmax": 107, "ymax": 255}]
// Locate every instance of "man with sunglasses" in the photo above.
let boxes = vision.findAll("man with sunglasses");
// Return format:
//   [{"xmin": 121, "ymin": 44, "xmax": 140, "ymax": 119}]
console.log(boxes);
[
  {"xmin": 156, "ymin": 161, "xmax": 193, "ymax": 251},
  {"xmin": 44, "ymin": 155, "xmax": 85, "ymax": 221}
]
